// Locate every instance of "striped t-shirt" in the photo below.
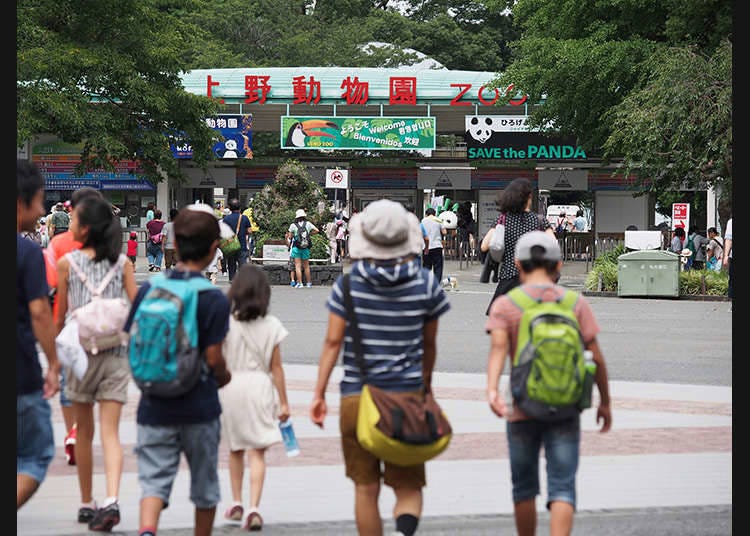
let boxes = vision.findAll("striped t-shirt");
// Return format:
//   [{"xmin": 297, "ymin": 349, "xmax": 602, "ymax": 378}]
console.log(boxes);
[{"xmin": 327, "ymin": 258, "xmax": 451, "ymax": 395}]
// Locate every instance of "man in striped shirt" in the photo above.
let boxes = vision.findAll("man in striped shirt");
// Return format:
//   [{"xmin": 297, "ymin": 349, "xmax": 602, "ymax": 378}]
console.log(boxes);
[{"xmin": 310, "ymin": 199, "xmax": 451, "ymax": 536}]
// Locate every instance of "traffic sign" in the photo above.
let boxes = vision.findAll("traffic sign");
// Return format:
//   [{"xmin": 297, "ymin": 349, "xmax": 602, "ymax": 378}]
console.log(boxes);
[{"xmin": 325, "ymin": 169, "xmax": 348, "ymax": 189}]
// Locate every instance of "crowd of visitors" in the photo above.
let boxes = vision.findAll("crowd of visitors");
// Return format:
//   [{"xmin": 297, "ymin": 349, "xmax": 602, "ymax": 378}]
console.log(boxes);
[{"xmin": 17, "ymin": 157, "xmax": 728, "ymax": 535}]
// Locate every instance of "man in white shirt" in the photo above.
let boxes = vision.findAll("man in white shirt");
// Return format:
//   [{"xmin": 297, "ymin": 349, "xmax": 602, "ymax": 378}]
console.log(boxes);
[{"xmin": 421, "ymin": 207, "xmax": 447, "ymax": 282}]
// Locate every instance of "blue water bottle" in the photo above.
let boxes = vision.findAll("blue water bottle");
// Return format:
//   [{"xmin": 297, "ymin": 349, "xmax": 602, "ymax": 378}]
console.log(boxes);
[{"xmin": 279, "ymin": 419, "xmax": 300, "ymax": 457}]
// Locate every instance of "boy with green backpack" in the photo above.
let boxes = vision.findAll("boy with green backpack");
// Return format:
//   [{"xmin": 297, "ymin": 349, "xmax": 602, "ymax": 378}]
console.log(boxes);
[{"xmin": 485, "ymin": 230, "xmax": 612, "ymax": 536}]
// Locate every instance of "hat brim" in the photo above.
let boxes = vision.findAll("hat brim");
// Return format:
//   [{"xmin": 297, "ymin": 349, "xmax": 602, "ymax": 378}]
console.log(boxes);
[{"xmin": 347, "ymin": 212, "xmax": 424, "ymax": 261}]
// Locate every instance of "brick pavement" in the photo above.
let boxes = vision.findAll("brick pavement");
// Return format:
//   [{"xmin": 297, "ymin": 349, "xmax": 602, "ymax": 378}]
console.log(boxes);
[{"xmin": 18, "ymin": 364, "xmax": 732, "ymax": 535}]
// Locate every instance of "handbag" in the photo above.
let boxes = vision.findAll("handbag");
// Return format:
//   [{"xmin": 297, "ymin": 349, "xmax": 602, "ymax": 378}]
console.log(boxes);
[
  {"xmin": 342, "ymin": 274, "xmax": 452, "ymax": 467},
  {"xmin": 55, "ymin": 318, "xmax": 89, "ymax": 380},
  {"xmin": 219, "ymin": 214, "xmax": 242, "ymax": 256},
  {"xmin": 487, "ymin": 213, "xmax": 506, "ymax": 265}
]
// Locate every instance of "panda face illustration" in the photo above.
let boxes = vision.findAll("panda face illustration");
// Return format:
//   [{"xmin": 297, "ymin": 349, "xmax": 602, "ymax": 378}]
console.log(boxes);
[
  {"xmin": 467, "ymin": 116, "xmax": 495, "ymax": 144},
  {"xmin": 440, "ymin": 210, "xmax": 458, "ymax": 229}
]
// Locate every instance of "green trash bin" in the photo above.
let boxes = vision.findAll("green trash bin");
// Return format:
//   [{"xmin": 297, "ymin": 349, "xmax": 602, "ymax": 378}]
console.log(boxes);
[{"xmin": 617, "ymin": 250, "xmax": 680, "ymax": 297}]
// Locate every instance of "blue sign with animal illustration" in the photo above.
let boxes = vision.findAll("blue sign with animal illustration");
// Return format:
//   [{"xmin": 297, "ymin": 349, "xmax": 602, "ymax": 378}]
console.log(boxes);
[{"xmin": 170, "ymin": 114, "xmax": 253, "ymax": 159}]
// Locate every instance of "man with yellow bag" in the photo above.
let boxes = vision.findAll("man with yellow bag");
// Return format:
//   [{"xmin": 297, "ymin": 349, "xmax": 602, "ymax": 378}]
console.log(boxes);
[{"xmin": 309, "ymin": 200, "xmax": 451, "ymax": 536}]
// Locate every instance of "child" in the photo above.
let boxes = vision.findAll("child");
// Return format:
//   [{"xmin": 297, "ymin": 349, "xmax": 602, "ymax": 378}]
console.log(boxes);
[
  {"xmin": 309, "ymin": 200, "xmax": 451, "ymax": 536},
  {"xmin": 54, "ymin": 196, "xmax": 138, "ymax": 531},
  {"xmin": 205, "ymin": 246, "xmax": 223, "ymax": 285},
  {"xmin": 220, "ymin": 264, "xmax": 291, "ymax": 531},
  {"xmin": 127, "ymin": 231, "xmax": 138, "ymax": 268},
  {"xmin": 485, "ymin": 231, "xmax": 612, "ymax": 536},
  {"xmin": 123, "ymin": 204, "xmax": 232, "ymax": 536}
]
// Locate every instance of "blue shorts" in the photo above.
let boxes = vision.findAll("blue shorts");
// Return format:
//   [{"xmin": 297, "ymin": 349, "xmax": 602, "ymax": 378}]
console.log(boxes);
[
  {"xmin": 290, "ymin": 247, "xmax": 310, "ymax": 260},
  {"xmin": 135, "ymin": 419, "xmax": 221, "ymax": 509},
  {"xmin": 506, "ymin": 416, "xmax": 580, "ymax": 510},
  {"xmin": 17, "ymin": 391, "xmax": 56, "ymax": 483}
]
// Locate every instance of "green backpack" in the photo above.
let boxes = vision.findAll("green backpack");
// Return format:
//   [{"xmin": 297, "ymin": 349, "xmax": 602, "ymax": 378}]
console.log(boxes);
[{"xmin": 507, "ymin": 287, "xmax": 586, "ymax": 421}]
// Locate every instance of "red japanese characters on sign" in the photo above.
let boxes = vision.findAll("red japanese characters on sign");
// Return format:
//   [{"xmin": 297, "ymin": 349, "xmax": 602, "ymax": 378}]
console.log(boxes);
[
  {"xmin": 245, "ymin": 75, "xmax": 271, "ymax": 104},
  {"xmin": 341, "ymin": 76, "xmax": 369, "ymax": 105},
  {"xmin": 205, "ymin": 75, "xmax": 529, "ymax": 106},
  {"xmin": 293, "ymin": 76, "xmax": 321, "ymax": 105},
  {"xmin": 389, "ymin": 77, "xmax": 417, "ymax": 105}
]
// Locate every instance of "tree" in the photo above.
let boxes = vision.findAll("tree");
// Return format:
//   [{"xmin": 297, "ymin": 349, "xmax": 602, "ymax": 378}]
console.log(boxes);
[
  {"xmin": 602, "ymin": 41, "xmax": 731, "ymax": 224},
  {"xmin": 487, "ymin": 0, "xmax": 732, "ymax": 215},
  {"xmin": 17, "ymin": 0, "xmax": 221, "ymax": 183},
  {"xmin": 251, "ymin": 159, "xmax": 330, "ymax": 235}
]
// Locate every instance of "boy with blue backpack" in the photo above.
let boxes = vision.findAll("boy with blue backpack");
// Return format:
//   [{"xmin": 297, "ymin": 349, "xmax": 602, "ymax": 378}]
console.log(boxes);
[
  {"xmin": 123, "ymin": 204, "xmax": 232, "ymax": 536},
  {"xmin": 485, "ymin": 231, "xmax": 612, "ymax": 536}
]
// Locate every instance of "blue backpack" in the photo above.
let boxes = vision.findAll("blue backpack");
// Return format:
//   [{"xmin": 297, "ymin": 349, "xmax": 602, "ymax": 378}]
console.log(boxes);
[{"xmin": 128, "ymin": 273, "xmax": 215, "ymax": 397}]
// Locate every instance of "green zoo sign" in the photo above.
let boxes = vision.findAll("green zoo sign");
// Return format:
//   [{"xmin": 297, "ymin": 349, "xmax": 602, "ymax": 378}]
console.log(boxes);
[{"xmin": 280, "ymin": 116, "xmax": 436, "ymax": 150}]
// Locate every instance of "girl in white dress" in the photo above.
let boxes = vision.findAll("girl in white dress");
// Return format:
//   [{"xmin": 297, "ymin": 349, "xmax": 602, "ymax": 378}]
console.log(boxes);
[{"xmin": 220, "ymin": 264, "xmax": 291, "ymax": 531}]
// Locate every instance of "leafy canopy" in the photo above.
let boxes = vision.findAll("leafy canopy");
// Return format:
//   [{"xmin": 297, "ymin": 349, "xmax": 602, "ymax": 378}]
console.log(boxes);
[
  {"xmin": 488, "ymin": 0, "xmax": 732, "ymax": 212},
  {"xmin": 17, "ymin": 0, "xmax": 221, "ymax": 182}
]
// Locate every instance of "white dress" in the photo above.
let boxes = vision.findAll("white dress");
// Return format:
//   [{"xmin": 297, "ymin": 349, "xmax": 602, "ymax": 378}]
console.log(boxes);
[{"xmin": 220, "ymin": 314, "xmax": 289, "ymax": 450}]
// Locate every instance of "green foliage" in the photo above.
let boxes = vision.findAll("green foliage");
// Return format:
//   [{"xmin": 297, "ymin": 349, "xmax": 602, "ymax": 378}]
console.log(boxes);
[
  {"xmin": 679, "ymin": 269, "xmax": 728, "ymax": 296},
  {"xmin": 249, "ymin": 159, "xmax": 333, "ymax": 260},
  {"xmin": 17, "ymin": 0, "xmax": 221, "ymax": 183},
  {"xmin": 584, "ymin": 262, "xmax": 618, "ymax": 292},
  {"xmin": 250, "ymin": 159, "xmax": 330, "ymax": 232},
  {"xmin": 584, "ymin": 252, "xmax": 729, "ymax": 295},
  {"xmin": 489, "ymin": 0, "xmax": 732, "ymax": 212},
  {"xmin": 593, "ymin": 244, "xmax": 625, "ymax": 268}
]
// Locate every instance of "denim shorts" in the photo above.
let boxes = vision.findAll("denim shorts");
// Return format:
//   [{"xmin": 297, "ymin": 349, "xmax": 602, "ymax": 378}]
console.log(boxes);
[
  {"xmin": 506, "ymin": 416, "xmax": 580, "ymax": 510},
  {"xmin": 59, "ymin": 367, "xmax": 71, "ymax": 407},
  {"xmin": 17, "ymin": 391, "xmax": 56, "ymax": 483},
  {"xmin": 135, "ymin": 419, "xmax": 221, "ymax": 509}
]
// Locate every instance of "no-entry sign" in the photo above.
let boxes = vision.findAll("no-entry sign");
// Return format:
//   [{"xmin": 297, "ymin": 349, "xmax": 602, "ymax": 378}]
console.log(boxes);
[{"xmin": 325, "ymin": 169, "xmax": 349, "ymax": 189}]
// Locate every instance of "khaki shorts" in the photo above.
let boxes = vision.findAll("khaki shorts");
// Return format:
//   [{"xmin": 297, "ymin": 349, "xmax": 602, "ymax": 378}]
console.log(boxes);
[
  {"xmin": 65, "ymin": 348, "xmax": 129, "ymax": 405},
  {"xmin": 339, "ymin": 394, "xmax": 425, "ymax": 489}
]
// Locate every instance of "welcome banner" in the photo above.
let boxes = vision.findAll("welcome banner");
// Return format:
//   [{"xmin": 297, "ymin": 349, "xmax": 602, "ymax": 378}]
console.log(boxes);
[{"xmin": 280, "ymin": 116, "xmax": 435, "ymax": 150}]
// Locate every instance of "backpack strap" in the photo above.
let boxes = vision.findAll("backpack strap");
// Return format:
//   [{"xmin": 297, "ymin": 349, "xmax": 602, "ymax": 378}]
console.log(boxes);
[
  {"xmin": 506, "ymin": 286, "xmax": 578, "ymax": 311},
  {"xmin": 66, "ymin": 253, "xmax": 124, "ymax": 297},
  {"xmin": 341, "ymin": 274, "xmax": 367, "ymax": 383}
]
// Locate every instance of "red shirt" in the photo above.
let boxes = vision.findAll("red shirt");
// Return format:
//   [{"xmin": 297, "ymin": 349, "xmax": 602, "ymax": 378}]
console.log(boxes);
[
  {"xmin": 127, "ymin": 239, "xmax": 138, "ymax": 257},
  {"xmin": 47, "ymin": 231, "xmax": 84, "ymax": 323}
]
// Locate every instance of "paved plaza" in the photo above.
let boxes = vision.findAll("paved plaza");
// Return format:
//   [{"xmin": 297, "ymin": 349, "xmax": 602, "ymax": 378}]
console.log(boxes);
[{"xmin": 18, "ymin": 257, "xmax": 732, "ymax": 535}]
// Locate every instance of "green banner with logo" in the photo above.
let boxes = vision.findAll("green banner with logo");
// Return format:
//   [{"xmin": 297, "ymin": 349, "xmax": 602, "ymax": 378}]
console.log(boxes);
[{"xmin": 280, "ymin": 116, "xmax": 435, "ymax": 150}]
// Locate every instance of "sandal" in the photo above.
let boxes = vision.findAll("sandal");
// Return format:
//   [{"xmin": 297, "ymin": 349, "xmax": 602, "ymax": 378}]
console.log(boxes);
[
  {"xmin": 244, "ymin": 510, "xmax": 263, "ymax": 531},
  {"xmin": 224, "ymin": 504, "xmax": 244, "ymax": 521}
]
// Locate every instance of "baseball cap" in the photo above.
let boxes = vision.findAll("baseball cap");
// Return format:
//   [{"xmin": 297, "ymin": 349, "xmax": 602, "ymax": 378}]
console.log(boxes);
[{"xmin": 515, "ymin": 231, "xmax": 561, "ymax": 262}]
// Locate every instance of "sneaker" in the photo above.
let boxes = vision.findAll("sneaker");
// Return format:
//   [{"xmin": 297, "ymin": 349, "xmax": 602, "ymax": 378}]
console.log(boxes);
[
  {"xmin": 224, "ymin": 504, "xmax": 244, "ymax": 522},
  {"xmin": 244, "ymin": 510, "xmax": 263, "ymax": 531},
  {"xmin": 88, "ymin": 502, "xmax": 120, "ymax": 531},
  {"xmin": 305, "ymin": 282, "xmax": 312, "ymax": 288},
  {"xmin": 290, "ymin": 280, "xmax": 297, "ymax": 287},
  {"xmin": 77, "ymin": 504, "xmax": 97, "ymax": 523},
  {"xmin": 64, "ymin": 425, "xmax": 77, "ymax": 466},
  {"xmin": 295, "ymin": 282, "xmax": 304, "ymax": 288}
]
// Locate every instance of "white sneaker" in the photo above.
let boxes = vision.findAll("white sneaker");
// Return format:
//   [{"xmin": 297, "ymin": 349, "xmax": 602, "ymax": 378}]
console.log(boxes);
[
  {"xmin": 295, "ymin": 282, "xmax": 304, "ymax": 288},
  {"xmin": 306, "ymin": 282, "xmax": 312, "ymax": 288}
]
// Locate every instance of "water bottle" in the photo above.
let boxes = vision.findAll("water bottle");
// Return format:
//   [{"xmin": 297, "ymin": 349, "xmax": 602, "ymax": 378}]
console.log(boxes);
[
  {"xmin": 579, "ymin": 350, "xmax": 597, "ymax": 409},
  {"xmin": 279, "ymin": 419, "xmax": 300, "ymax": 457}
]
